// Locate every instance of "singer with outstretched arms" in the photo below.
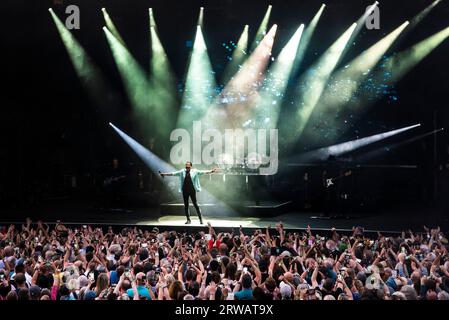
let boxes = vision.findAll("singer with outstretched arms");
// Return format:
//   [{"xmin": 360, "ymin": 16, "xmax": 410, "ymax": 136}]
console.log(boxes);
[{"xmin": 159, "ymin": 161, "xmax": 219, "ymax": 224}]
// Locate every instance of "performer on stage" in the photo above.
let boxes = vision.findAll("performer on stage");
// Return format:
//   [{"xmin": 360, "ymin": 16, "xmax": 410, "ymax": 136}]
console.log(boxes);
[
  {"xmin": 159, "ymin": 161, "xmax": 218, "ymax": 224},
  {"xmin": 322, "ymin": 155, "xmax": 339, "ymax": 218}
]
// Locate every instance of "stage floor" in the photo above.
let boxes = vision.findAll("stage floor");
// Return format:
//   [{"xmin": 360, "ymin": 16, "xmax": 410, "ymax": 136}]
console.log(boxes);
[{"xmin": 0, "ymin": 203, "xmax": 446, "ymax": 233}]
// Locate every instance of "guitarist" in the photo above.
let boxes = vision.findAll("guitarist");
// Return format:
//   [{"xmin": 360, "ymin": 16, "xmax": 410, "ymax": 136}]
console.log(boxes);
[{"xmin": 322, "ymin": 155, "xmax": 339, "ymax": 218}]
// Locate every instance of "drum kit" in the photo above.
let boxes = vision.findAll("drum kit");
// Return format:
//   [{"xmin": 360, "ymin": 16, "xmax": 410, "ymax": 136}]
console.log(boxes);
[{"xmin": 215, "ymin": 153, "xmax": 266, "ymax": 175}]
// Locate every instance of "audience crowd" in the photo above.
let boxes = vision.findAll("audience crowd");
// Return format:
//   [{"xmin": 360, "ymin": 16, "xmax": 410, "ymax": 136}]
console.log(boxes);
[{"xmin": 1, "ymin": 219, "xmax": 449, "ymax": 301}]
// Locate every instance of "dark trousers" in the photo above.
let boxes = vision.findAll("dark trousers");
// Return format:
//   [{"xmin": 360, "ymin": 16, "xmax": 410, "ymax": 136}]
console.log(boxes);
[
  {"xmin": 182, "ymin": 189, "xmax": 202, "ymax": 221},
  {"xmin": 323, "ymin": 187, "xmax": 338, "ymax": 216}
]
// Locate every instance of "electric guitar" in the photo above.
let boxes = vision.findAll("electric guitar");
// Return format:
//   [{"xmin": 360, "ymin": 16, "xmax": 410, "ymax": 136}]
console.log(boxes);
[{"xmin": 325, "ymin": 170, "xmax": 352, "ymax": 188}]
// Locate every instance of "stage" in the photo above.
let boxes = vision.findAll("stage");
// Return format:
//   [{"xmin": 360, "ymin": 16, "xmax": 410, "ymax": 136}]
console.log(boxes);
[
  {"xmin": 0, "ymin": 200, "xmax": 446, "ymax": 234},
  {"xmin": 160, "ymin": 200, "xmax": 293, "ymax": 217}
]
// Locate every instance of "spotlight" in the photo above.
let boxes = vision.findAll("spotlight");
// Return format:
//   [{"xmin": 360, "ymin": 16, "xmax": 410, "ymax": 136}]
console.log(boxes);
[
  {"xmin": 177, "ymin": 23, "xmax": 216, "ymax": 129},
  {"xmin": 149, "ymin": 8, "xmax": 158, "ymax": 32},
  {"xmin": 102, "ymin": 7, "xmax": 126, "ymax": 46},
  {"xmin": 250, "ymin": 5, "xmax": 273, "ymax": 52},
  {"xmin": 104, "ymin": 27, "xmax": 153, "ymax": 132},
  {"xmin": 289, "ymin": 124, "xmax": 421, "ymax": 162},
  {"xmin": 287, "ymin": 22, "xmax": 357, "ymax": 144},
  {"xmin": 254, "ymin": 24, "xmax": 305, "ymax": 129},
  {"xmin": 50, "ymin": 9, "xmax": 117, "ymax": 120},
  {"xmin": 221, "ymin": 24, "xmax": 250, "ymax": 83},
  {"xmin": 197, "ymin": 7, "xmax": 204, "ymax": 27},
  {"xmin": 318, "ymin": 20, "xmax": 409, "ymax": 116},
  {"xmin": 356, "ymin": 127, "xmax": 443, "ymax": 162},
  {"xmin": 384, "ymin": 26, "xmax": 449, "ymax": 85},
  {"xmin": 149, "ymin": 14, "xmax": 178, "ymax": 136},
  {"xmin": 290, "ymin": 4, "xmax": 326, "ymax": 82}
]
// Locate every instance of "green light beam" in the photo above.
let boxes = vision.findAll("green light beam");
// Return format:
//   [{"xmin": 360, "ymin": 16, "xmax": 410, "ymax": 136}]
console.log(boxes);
[
  {"xmin": 197, "ymin": 7, "xmax": 204, "ymax": 27},
  {"xmin": 221, "ymin": 25, "xmax": 249, "ymax": 84},
  {"xmin": 311, "ymin": 25, "xmax": 449, "ymax": 145},
  {"xmin": 103, "ymin": 27, "xmax": 154, "ymax": 130},
  {"xmin": 250, "ymin": 5, "xmax": 272, "ymax": 52},
  {"xmin": 409, "ymin": 0, "xmax": 442, "ymax": 29},
  {"xmin": 291, "ymin": 3, "xmax": 326, "ymax": 77},
  {"xmin": 149, "ymin": 8, "xmax": 157, "ymax": 31},
  {"xmin": 385, "ymin": 25, "xmax": 449, "ymax": 84},
  {"xmin": 149, "ymin": 23, "xmax": 178, "ymax": 133},
  {"xmin": 177, "ymin": 26, "xmax": 216, "ymax": 129},
  {"xmin": 352, "ymin": 2, "xmax": 378, "ymax": 41},
  {"xmin": 102, "ymin": 8, "xmax": 126, "ymax": 47},
  {"xmin": 49, "ymin": 9, "xmax": 118, "ymax": 120},
  {"xmin": 201, "ymin": 25, "xmax": 278, "ymax": 131},
  {"xmin": 339, "ymin": 2, "xmax": 378, "ymax": 62},
  {"xmin": 320, "ymin": 21, "xmax": 409, "ymax": 110},
  {"xmin": 255, "ymin": 24, "xmax": 305, "ymax": 129},
  {"xmin": 287, "ymin": 22, "xmax": 357, "ymax": 145}
]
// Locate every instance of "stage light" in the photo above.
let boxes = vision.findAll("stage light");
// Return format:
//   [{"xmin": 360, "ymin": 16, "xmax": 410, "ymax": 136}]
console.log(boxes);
[
  {"xmin": 149, "ymin": 11, "xmax": 177, "ymax": 137},
  {"xmin": 223, "ymin": 24, "xmax": 277, "ymax": 100},
  {"xmin": 385, "ymin": 1, "xmax": 443, "ymax": 51},
  {"xmin": 250, "ymin": 5, "xmax": 272, "ymax": 52},
  {"xmin": 319, "ymin": 21, "xmax": 409, "ymax": 110},
  {"xmin": 104, "ymin": 27, "xmax": 154, "ymax": 133},
  {"xmin": 316, "ymin": 124, "xmax": 420, "ymax": 159},
  {"xmin": 201, "ymin": 24, "xmax": 278, "ymax": 131},
  {"xmin": 150, "ymin": 25, "xmax": 176, "ymax": 93},
  {"xmin": 383, "ymin": 25, "xmax": 449, "ymax": 84},
  {"xmin": 289, "ymin": 124, "xmax": 421, "ymax": 162},
  {"xmin": 149, "ymin": 8, "xmax": 156, "ymax": 29},
  {"xmin": 50, "ymin": 9, "xmax": 90, "ymax": 79},
  {"xmin": 109, "ymin": 122, "xmax": 177, "ymax": 192},
  {"xmin": 109, "ymin": 123, "xmax": 237, "ymax": 214},
  {"xmin": 221, "ymin": 24, "xmax": 249, "ymax": 84},
  {"xmin": 102, "ymin": 7, "xmax": 126, "ymax": 46},
  {"xmin": 408, "ymin": 0, "xmax": 442, "ymax": 29},
  {"xmin": 339, "ymin": 2, "xmax": 378, "ymax": 60},
  {"xmin": 287, "ymin": 22, "xmax": 357, "ymax": 144},
  {"xmin": 355, "ymin": 1, "xmax": 378, "ymax": 34},
  {"xmin": 195, "ymin": 26, "xmax": 278, "ymax": 173},
  {"xmin": 255, "ymin": 24, "xmax": 305, "ymax": 128},
  {"xmin": 305, "ymin": 24, "xmax": 448, "ymax": 146},
  {"xmin": 177, "ymin": 25, "xmax": 216, "ymax": 129},
  {"xmin": 197, "ymin": 7, "xmax": 204, "ymax": 27},
  {"xmin": 291, "ymin": 4, "xmax": 326, "ymax": 76},
  {"xmin": 356, "ymin": 127, "xmax": 444, "ymax": 162},
  {"xmin": 49, "ymin": 9, "xmax": 116, "ymax": 120},
  {"xmin": 276, "ymin": 24, "xmax": 304, "ymax": 67}
]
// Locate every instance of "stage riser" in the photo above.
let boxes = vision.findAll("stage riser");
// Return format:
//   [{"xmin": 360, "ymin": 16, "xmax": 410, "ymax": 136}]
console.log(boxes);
[{"xmin": 159, "ymin": 202, "xmax": 292, "ymax": 217}]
